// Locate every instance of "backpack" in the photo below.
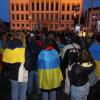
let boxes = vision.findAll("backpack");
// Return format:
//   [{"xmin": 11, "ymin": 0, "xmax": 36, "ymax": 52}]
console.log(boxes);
[{"xmin": 62, "ymin": 43, "xmax": 80, "ymax": 67}]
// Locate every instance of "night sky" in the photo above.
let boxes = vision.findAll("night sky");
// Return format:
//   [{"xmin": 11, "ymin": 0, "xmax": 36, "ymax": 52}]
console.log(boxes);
[{"xmin": 0, "ymin": 0, "xmax": 100, "ymax": 22}]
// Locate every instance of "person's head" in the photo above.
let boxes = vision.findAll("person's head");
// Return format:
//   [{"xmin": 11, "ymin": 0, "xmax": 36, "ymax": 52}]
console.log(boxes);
[
  {"xmin": 77, "ymin": 49, "xmax": 93, "ymax": 63},
  {"xmin": 43, "ymin": 38, "xmax": 54, "ymax": 49},
  {"xmin": 13, "ymin": 31, "xmax": 23, "ymax": 43}
]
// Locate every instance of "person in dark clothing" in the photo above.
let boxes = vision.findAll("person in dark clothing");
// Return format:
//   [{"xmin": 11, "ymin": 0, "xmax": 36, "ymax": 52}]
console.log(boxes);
[
  {"xmin": 69, "ymin": 49, "xmax": 95, "ymax": 100},
  {"xmin": 2, "ymin": 32, "xmax": 31, "ymax": 100},
  {"xmin": 27, "ymin": 36, "xmax": 42, "ymax": 95}
]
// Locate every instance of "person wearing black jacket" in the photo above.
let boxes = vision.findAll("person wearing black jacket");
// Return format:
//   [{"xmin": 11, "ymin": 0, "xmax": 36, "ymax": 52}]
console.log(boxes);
[
  {"xmin": 2, "ymin": 32, "xmax": 31, "ymax": 100},
  {"xmin": 69, "ymin": 50, "xmax": 95, "ymax": 100},
  {"xmin": 27, "ymin": 35, "xmax": 42, "ymax": 95}
]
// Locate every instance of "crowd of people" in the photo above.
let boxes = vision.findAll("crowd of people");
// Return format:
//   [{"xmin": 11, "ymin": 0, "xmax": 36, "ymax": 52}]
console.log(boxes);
[{"xmin": 0, "ymin": 30, "xmax": 100, "ymax": 100}]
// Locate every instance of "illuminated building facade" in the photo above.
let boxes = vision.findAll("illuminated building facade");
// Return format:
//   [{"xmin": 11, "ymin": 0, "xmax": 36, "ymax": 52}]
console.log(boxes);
[
  {"xmin": 88, "ymin": 7, "xmax": 100, "ymax": 32},
  {"xmin": 9, "ymin": 0, "xmax": 83, "ymax": 31}
]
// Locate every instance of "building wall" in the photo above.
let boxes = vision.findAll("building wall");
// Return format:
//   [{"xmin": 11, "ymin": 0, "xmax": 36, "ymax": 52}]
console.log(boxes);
[
  {"xmin": 88, "ymin": 8, "xmax": 100, "ymax": 32},
  {"xmin": 9, "ymin": 0, "xmax": 83, "ymax": 31}
]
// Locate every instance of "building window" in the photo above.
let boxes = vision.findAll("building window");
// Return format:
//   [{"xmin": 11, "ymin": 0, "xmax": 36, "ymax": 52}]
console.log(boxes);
[
  {"xmin": 36, "ymin": 13, "xmax": 39, "ymax": 20},
  {"xmin": 32, "ymin": 3, "xmax": 34, "ymax": 11},
  {"xmin": 50, "ymin": 13, "xmax": 54, "ymax": 21},
  {"xmin": 11, "ymin": 4, "xmax": 14, "ymax": 11},
  {"xmin": 12, "ymin": 14, "xmax": 15, "ymax": 20},
  {"xmin": 50, "ymin": 24, "xmax": 53, "ymax": 29},
  {"xmin": 36, "ymin": 3, "xmax": 39, "ymax": 11},
  {"xmin": 21, "ymin": 4, "xmax": 24, "ymax": 11},
  {"xmin": 21, "ymin": 14, "xmax": 24, "ymax": 20},
  {"xmin": 25, "ymin": 4, "xmax": 28, "ymax": 11},
  {"xmin": 16, "ymin": 4, "xmax": 19, "ymax": 11},
  {"xmin": 22, "ymin": 24, "xmax": 24, "ymax": 27},
  {"xmin": 66, "ymin": 24, "xmax": 69, "ymax": 28},
  {"xmin": 17, "ymin": 24, "xmax": 20, "ymax": 27},
  {"xmin": 32, "ymin": 13, "xmax": 35, "ymax": 20},
  {"xmin": 41, "ymin": 3, "xmax": 44, "ymax": 11},
  {"xmin": 16, "ymin": 14, "xmax": 19, "ymax": 20},
  {"xmin": 51, "ymin": 3, "xmax": 54, "ymax": 11},
  {"xmin": 55, "ymin": 24, "xmax": 58, "ymax": 29},
  {"xmin": 26, "ymin": 14, "xmax": 28, "ymax": 20},
  {"xmin": 72, "ymin": 4, "xmax": 75, "ymax": 11},
  {"xmin": 61, "ymin": 24, "xmax": 64, "ymax": 27},
  {"xmin": 66, "ymin": 15, "xmax": 69, "ymax": 20},
  {"xmin": 46, "ymin": 3, "xmax": 49, "ymax": 11},
  {"xmin": 46, "ymin": 13, "xmax": 49, "ymax": 20},
  {"xmin": 62, "ymin": 4, "xmax": 65, "ymax": 11},
  {"xmin": 55, "ymin": 13, "xmax": 58, "ymax": 21},
  {"xmin": 26, "ymin": 24, "xmax": 29, "ymax": 27},
  {"xmin": 41, "ymin": 13, "xmax": 44, "ymax": 20},
  {"xmin": 62, "ymin": 14, "xmax": 65, "ymax": 20},
  {"xmin": 56, "ymin": 3, "xmax": 58, "ymax": 11},
  {"xmin": 72, "ymin": 14, "xmax": 74, "ymax": 20},
  {"xmin": 67, "ymin": 4, "xmax": 70, "ymax": 11},
  {"xmin": 12, "ymin": 24, "xmax": 15, "ymax": 27}
]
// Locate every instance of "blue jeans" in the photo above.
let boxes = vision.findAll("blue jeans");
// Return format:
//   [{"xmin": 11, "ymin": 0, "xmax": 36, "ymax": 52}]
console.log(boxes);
[
  {"xmin": 11, "ymin": 80, "xmax": 27, "ymax": 100},
  {"xmin": 42, "ymin": 90, "xmax": 56, "ymax": 100},
  {"xmin": 27, "ymin": 71, "xmax": 40, "ymax": 94},
  {"xmin": 71, "ymin": 82, "xmax": 89, "ymax": 100}
]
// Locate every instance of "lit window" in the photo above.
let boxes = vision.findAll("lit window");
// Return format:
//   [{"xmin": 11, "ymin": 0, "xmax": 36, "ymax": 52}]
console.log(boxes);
[
  {"xmin": 32, "ymin": 3, "xmax": 34, "ymax": 11},
  {"xmin": 21, "ymin": 4, "xmax": 24, "ymax": 11},
  {"xmin": 16, "ymin": 14, "xmax": 19, "ymax": 20},
  {"xmin": 26, "ymin": 14, "xmax": 28, "ymax": 20},
  {"xmin": 46, "ymin": 3, "xmax": 49, "ymax": 11},
  {"xmin": 16, "ymin": 4, "xmax": 19, "ymax": 11},
  {"xmin": 11, "ymin": 4, "xmax": 14, "ymax": 11},
  {"xmin": 12, "ymin": 24, "xmax": 15, "ymax": 27},
  {"xmin": 41, "ymin": 3, "xmax": 44, "ymax": 11},
  {"xmin": 62, "ymin": 14, "xmax": 65, "ymax": 20},
  {"xmin": 56, "ymin": 3, "xmax": 58, "ymax": 11},
  {"xmin": 26, "ymin": 4, "xmax": 28, "ymax": 11},
  {"xmin": 21, "ymin": 15, "xmax": 24, "ymax": 20},
  {"xmin": 62, "ymin": 4, "xmax": 65, "ymax": 11},
  {"xmin": 51, "ymin": 3, "xmax": 54, "ymax": 11},
  {"xmin": 67, "ymin": 4, "xmax": 70, "ymax": 11},
  {"xmin": 12, "ymin": 14, "xmax": 15, "ymax": 20},
  {"xmin": 66, "ymin": 15, "xmax": 69, "ymax": 20},
  {"xmin": 36, "ymin": 3, "xmax": 39, "ymax": 11}
]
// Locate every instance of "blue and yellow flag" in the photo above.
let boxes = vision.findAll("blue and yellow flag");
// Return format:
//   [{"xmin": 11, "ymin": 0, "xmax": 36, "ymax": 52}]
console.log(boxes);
[
  {"xmin": 2, "ymin": 48, "xmax": 25, "ymax": 63},
  {"xmin": 89, "ymin": 42, "xmax": 100, "ymax": 79},
  {"xmin": 38, "ymin": 49, "xmax": 63, "ymax": 90}
]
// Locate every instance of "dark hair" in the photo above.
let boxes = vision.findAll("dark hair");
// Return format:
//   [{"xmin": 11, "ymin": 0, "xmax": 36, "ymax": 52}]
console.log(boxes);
[
  {"xmin": 77, "ymin": 49, "xmax": 94, "ymax": 63},
  {"xmin": 43, "ymin": 38, "xmax": 54, "ymax": 49}
]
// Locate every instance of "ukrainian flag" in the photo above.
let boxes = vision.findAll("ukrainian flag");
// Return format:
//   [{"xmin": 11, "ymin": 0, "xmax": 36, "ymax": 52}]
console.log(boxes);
[
  {"xmin": 89, "ymin": 42, "xmax": 100, "ymax": 79},
  {"xmin": 38, "ymin": 49, "xmax": 63, "ymax": 90},
  {"xmin": 2, "ymin": 48, "xmax": 25, "ymax": 63}
]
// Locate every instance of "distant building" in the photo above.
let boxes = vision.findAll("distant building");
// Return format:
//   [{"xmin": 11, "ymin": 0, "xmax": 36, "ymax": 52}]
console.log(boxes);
[
  {"xmin": 87, "ymin": 7, "xmax": 100, "ymax": 32},
  {"xmin": 9, "ymin": 0, "xmax": 83, "ymax": 31}
]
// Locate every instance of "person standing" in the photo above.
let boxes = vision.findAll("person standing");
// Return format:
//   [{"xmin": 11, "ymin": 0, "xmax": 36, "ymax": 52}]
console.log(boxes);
[
  {"xmin": 37, "ymin": 38, "xmax": 63, "ymax": 100},
  {"xmin": 69, "ymin": 49, "xmax": 95, "ymax": 100},
  {"xmin": 2, "ymin": 32, "xmax": 31, "ymax": 100}
]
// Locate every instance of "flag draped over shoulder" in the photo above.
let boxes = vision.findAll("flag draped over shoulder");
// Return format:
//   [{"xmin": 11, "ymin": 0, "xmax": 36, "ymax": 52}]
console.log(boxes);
[
  {"xmin": 2, "ymin": 48, "xmax": 25, "ymax": 63},
  {"xmin": 89, "ymin": 42, "xmax": 100, "ymax": 79},
  {"xmin": 38, "ymin": 49, "xmax": 63, "ymax": 90}
]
